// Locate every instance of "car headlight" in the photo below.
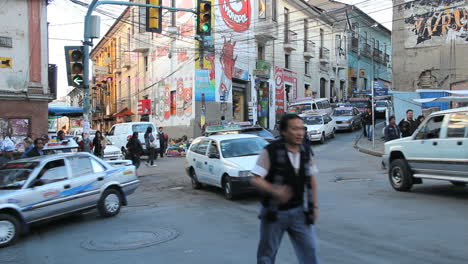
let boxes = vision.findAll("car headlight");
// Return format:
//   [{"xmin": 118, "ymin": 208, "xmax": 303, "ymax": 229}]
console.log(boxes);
[
  {"xmin": 345, "ymin": 120, "xmax": 351, "ymax": 123},
  {"xmin": 238, "ymin": 171, "xmax": 251, "ymax": 177}
]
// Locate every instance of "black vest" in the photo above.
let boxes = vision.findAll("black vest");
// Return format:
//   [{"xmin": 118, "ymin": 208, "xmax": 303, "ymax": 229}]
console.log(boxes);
[{"xmin": 262, "ymin": 139, "xmax": 311, "ymax": 211}]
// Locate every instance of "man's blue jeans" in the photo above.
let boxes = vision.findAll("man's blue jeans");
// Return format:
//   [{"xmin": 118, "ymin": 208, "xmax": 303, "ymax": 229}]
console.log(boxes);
[
  {"xmin": 257, "ymin": 206, "xmax": 320, "ymax": 264},
  {"xmin": 366, "ymin": 125, "xmax": 374, "ymax": 140}
]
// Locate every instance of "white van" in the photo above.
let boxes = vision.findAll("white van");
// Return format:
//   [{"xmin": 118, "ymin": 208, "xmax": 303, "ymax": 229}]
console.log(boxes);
[
  {"xmin": 289, "ymin": 98, "xmax": 333, "ymax": 115},
  {"xmin": 107, "ymin": 122, "xmax": 160, "ymax": 151}
]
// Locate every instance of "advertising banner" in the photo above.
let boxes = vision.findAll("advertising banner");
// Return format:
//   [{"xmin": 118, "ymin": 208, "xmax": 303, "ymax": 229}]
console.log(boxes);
[{"xmin": 275, "ymin": 66, "xmax": 285, "ymax": 114}]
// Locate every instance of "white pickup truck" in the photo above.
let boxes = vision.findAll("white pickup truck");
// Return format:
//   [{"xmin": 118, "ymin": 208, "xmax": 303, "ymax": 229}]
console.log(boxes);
[{"xmin": 383, "ymin": 107, "xmax": 468, "ymax": 192}]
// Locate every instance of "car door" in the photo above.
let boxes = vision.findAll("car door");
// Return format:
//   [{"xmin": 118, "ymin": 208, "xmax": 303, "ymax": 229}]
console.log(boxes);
[
  {"xmin": 324, "ymin": 115, "xmax": 334, "ymax": 136},
  {"xmin": 190, "ymin": 139, "xmax": 210, "ymax": 184},
  {"xmin": 21, "ymin": 159, "xmax": 74, "ymax": 222},
  {"xmin": 65, "ymin": 155, "xmax": 102, "ymax": 210},
  {"xmin": 404, "ymin": 115, "xmax": 445, "ymax": 176},
  {"xmin": 438, "ymin": 112, "xmax": 468, "ymax": 178},
  {"xmin": 205, "ymin": 140, "xmax": 223, "ymax": 186}
]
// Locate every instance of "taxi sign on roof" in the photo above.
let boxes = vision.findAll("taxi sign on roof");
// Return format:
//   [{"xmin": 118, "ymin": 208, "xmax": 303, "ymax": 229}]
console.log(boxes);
[
  {"xmin": 205, "ymin": 124, "xmax": 242, "ymax": 133},
  {"xmin": 43, "ymin": 140, "xmax": 79, "ymax": 151}
]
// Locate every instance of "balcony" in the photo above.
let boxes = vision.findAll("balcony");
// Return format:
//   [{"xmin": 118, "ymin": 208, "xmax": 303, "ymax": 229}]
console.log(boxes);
[
  {"xmin": 284, "ymin": 30, "xmax": 298, "ymax": 52},
  {"xmin": 373, "ymin": 49, "xmax": 383, "ymax": 63},
  {"xmin": 319, "ymin": 47, "xmax": 330, "ymax": 63},
  {"xmin": 132, "ymin": 33, "xmax": 151, "ymax": 53},
  {"xmin": 361, "ymin": 43, "xmax": 371, "ymax": 58},
  {"xmin": 303, "ymin": 40, "xmax": 315, "ymax": 59},
  {"xmin": 121, "ymin": 53, "xmax": 131, "ymax": 69},
  {"xmin": 255, "ymin": 20, "xmax": 277, "ymax": 43},
  {"xmin": 113, "ymin": 58, "xmax": 122, "ymax": 74}
]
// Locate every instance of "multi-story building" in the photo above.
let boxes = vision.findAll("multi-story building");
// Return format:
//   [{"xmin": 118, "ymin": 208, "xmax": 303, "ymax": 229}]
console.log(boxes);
[
  {"xmin": 392, "ymin": 0, "xmax": 468, "ymax": 91},
  {"xmin": 0, "ymin": 0, "xmax": 56, "ymax": 141}
]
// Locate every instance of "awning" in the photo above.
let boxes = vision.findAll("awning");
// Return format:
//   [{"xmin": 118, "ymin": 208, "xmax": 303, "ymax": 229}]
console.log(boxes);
[
  {"xmin": 114, "ymin": 107, "xmax": 135, "ymax": 117},
  {"xmin": 48, "ymin": 106, "xmax": 83, "ymax": 117},
  {"xmin": 413, "ymin": 96, "xmax": 468, "ymax": 103}
]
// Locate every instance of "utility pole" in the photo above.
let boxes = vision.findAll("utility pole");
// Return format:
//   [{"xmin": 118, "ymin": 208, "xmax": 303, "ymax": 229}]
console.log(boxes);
[
  {"xmin": 81, "ymin": 0, "xmax": 195, "ymax": 142},
  {"xmin": 356, "ymin": 25, "xmax": 361, "ymax": 94}
]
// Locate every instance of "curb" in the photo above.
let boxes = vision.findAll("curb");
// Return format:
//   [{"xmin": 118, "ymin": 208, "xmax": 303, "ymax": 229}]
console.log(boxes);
[{"xmin": 353, "ymin": 124, "xmax": 385, "ymax": 158}]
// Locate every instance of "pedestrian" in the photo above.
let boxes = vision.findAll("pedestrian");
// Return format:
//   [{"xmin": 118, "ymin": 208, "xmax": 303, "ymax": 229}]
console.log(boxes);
[
  {"xmin": 126, "ymin": 132, "xmax": 143, "ymax": 169},
  {"xmin": 61, "ymin": 125, "xmax": 68, "ymax": 135},
  {"xmin": 21, "ymin": 137, "xmax": 34, "ymax": 158},
  {"xmin": 144, "ymin": 127, "xmax": 157, "ymax": 167},
  {"xmin": 78, "ymin": 133, "xmax": 93, "ymax": 152},
  {"xmin": 92, "ymin": 130, "xmax": 105, "ymax": 158},
  {"xmin": 251, "ymin": 114, "xmax": 320, "ymax": 264},
  {"xmin": 360, "ymin": 109, "xmax": 368, "ymax": 138},
  {"xmin": 398, "ymin": 109, "xmax": 418, "ymax": 137},
  {"xmin": 0, "ymin": 145, "xmax": 16, "ymax": 166},
  {"xmin": 158, "ymin": 127, "xmax": 167, "ymax": 158},
  {"xmin": 41, "ymin": 134, "xmax": 50, "ymax": 144},
  {"xmin": 25, "ymin": 138, "xmax": 45, "ymax": 158},
  {"xmin": 384, "ymin": 116, "xmax": 401, "ymax": 142},
  {"xmin": 363, "ymin": 107, "xmax": 375, "ymax": 141},
  {"xmin": 57, "ymin": 130, "xmax": 66, "ymax": 142},
  {"xmin": 415, "ymin": 115, "xmax": 425, "ymax": 128}
]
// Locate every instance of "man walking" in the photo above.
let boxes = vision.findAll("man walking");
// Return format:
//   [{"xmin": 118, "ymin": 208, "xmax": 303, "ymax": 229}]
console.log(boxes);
[
  {"xmin": 363, "ymin": 107, "xmax": 375, "ymax": 141},
  {"xmin": 158, "ymin": 127, "xmax": 167, "ymax": 158},
  {"xmin": 251, "ymin": 114, "xmax": 320, "ymax": 264},
  {"xmin": 399, "ymin": 109, "xmax": 418, "ymax": 137}
]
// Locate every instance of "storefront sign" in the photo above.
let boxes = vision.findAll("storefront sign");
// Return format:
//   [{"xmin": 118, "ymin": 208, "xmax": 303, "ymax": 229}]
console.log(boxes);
[
  {"xmin": 137, "ymin": 99, "xmax": 152, "ymax": 115},
  {"xmin": 275, "ymin": 66, "xmax": 285, "ymax": 114},
  {"xmin": 219, "ymin": 0, "xmax": 252, "ymax": 33},
  {"xmin": 283, "ymin": 69, "xmax": 297, "ymax": 100},
  {"xmin": 255, "ymin": 60, "xmax": 271, "ymax": 78},
  {"xmin": 233, "ymin": 67, "xmax": 249, "ymax": 81},
  {"xmin": 195, "ymin": 69, "xmax": 215, "ymax": 101}
]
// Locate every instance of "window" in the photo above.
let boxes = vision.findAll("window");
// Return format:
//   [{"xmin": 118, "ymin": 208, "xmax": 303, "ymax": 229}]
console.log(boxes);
[
  {"xmin": 208, "ymin": 141, "xmax": 219, "ymax": 156},
  {"xmin": 195, "ymin": 140, "xmax": 210, "ymax": 155},
  {"xmin": 272, "ymin": 0, "xmax": 277, "ymax": 21},
  {"xmin": 132, "ymin": 124, "xmax": 153, "ymax": 133},
  {"xmin": 285, "ymin": 54, "xmax": 290, "ymax": 69},
  {"xmin": 108, "ymin": 126, "xmax": 115, "ymax": 136},
  {"xmin": 284, "ymin": 8, "xmax": 289, "ymax": 42},
  {"xmin": 91, "ymin": 158, "xmax": 106, "ymax": 173},
  {"xmin": 139, "ymin": 7, "xmax": 146, "ymax": 33},
  {"xmin": 305, "ymin": 84, "xmax": 310, "ymax": 93},
  {"xmin": 316, "ymin": 102, "xmax": 324, "ymax": 109},
  {"xmin": 415, "ymin": 116, "xmax": 444, "ymax": 140},
  {"xmin": 38, "ymin": 159, "xmax": 68, "ymax": 184},
  {"xmin": 320, "ymin": 28, "xmax": 324, "ymax": 48},
  {"xmin": 447, "ymin": 113, "xmax": 468, "ymax": 138},
  {"xmin": 144, "ymin": 55, "xmax": 148, "ymax": 72},
  {"xmin": 69, "ymin": 157, "xmax": 94, "ymax": 178},
  {"xmin": 189, "ymin": 138, "xmax": 201, "ymax": 153},
  {"xmin": 305, "ymin": 60, "xmax": 309, "ymax": 75},
  {"xmin": 304, "ymin": 19, "xmax": 309, "ymax": 52},
  {"xmin": 258, "ymin": 43, "xmax": 265, "ymax": 61}
]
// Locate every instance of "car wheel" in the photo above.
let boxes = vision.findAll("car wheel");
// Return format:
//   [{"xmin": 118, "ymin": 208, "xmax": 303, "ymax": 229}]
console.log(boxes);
[
  {"xmin": 320, "ymin": 133, "xmax": 325, "ymax": 144},
  {"xmin": 190, "ymin": 169, "xmax": 202, "ymax": 189},
  {"xmin": 98, "ymin": 188, "xmax": 122, "ymax": 217},
  {"xmin": 450, "ymin": 181, "xmax": 466, "ymax": 187},
  {"xmin": 331, "ymin": 129, "xmax": 336, "ymax": 138},
  {"xmin": 0, "ymin": 214, "xmax": 21, "ymax": 248},
  {"xmin": 222, "ymin": 176, "xmax": 236, "ymax": 200},
  {"xmin": 389, "ymin": 159, "xmax": 413, "ymax": 192}
]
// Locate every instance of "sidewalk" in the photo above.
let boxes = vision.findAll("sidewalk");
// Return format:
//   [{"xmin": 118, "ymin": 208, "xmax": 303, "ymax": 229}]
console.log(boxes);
[{"xmin": 354, "ymin": 122, "xmax": 385, "ymax": 157}]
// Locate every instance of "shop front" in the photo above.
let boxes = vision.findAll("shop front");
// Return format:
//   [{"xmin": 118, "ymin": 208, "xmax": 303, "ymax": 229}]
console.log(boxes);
[
  {"xmin": 232, "ymin": 81, "xmax": 248, "ymax": 122},
  {"xmin": 255, "ymin": 61, "xmax": 272, "ymax": 128}
]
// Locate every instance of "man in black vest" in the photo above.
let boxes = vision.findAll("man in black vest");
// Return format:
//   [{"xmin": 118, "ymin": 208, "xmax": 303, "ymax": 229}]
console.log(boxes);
[{"xmin": 251, "ymin": 114, "xmax": 320, "ymax": 264}]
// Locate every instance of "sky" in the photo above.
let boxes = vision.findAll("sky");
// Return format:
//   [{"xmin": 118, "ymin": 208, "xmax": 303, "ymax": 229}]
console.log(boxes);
[{"xmin": 48, "ymin": 0, "xmax": 393, "ymax": 99}]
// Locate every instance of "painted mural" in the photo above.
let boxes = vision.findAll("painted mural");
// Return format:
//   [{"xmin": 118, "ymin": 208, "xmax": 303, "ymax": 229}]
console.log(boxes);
[
  {"xmin": 215, "ymin": 0, "xmax": 254, "ymax": 102},
  {"xmin": 404, "ymin": 0, "xmax": 468, "ymax": 47}
]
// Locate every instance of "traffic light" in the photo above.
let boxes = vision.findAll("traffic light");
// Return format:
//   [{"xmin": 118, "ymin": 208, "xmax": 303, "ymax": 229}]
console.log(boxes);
[
  {"xmin": 64, "ymin": 46, "xmax": 84, "ymax": 88},
  {"xmin": 197, "ymin": 0, "xmax": 212, "ymax": 36},
  {"xmin": 146, "ymin": 0, "xmax": 162, "ymax": 33}
]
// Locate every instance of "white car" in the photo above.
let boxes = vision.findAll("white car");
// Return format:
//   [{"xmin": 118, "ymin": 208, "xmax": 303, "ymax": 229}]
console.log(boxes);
[
  {"xmin": 382, "ymin": 107, "xmax": 468, "ymax": 192},
  {"xmin": 185, "ymin": 134, "xmax": 268, "ymax": 200},
  {"xmin": 106, "ymin": 122, "xmax": 160, "ymax": 152},
  {"xmin": 300, "ymin": 113, "xmax": 337, "ymax": 144}
]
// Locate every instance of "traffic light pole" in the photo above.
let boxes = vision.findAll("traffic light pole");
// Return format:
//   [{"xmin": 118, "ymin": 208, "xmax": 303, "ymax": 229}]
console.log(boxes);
[{"xmin": 81, "ymin": 0, "xmax": 195, "ymax": 149}]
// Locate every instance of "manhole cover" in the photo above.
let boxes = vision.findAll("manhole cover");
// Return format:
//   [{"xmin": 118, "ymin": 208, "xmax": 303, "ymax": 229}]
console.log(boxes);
[{"xmin": 81, "ymin": 228, "xmax": 179, "ymax": 251}]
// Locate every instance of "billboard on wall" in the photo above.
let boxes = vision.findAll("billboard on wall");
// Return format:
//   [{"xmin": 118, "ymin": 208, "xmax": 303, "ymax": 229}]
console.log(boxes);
[
  {"xmin": 404, "ymin": 0, "xmax": 468, "ymax": 48},
  {"xmin": 215, "ymin": 0, "xmax": 254, "ymax": 102},
  {"xmin": 275, "ymin": 66, "xmax": 285, "ymax": 114}
]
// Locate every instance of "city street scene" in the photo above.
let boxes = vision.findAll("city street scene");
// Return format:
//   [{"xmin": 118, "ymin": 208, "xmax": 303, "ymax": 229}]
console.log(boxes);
[{"xmin": 1, "ymin": 0, "xmax": 467, "ymax": 263}]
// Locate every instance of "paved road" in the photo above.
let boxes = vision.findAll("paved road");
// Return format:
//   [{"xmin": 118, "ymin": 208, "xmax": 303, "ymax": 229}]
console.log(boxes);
[{"xmin": 3, "ymin": 131, "xmax": 468, "ymax": 264}]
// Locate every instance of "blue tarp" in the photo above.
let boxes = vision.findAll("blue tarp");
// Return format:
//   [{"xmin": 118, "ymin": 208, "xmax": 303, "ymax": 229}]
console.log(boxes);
[{"xmin": 48, "ymin": 106, "xmax": 83, "ymax": 117}]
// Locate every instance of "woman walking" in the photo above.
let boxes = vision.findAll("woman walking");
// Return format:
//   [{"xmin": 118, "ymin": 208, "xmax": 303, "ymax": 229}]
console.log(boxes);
[
  {"xmin": 126, "ymin": 132, "xmax": 143, "ymax": 169},
  {"xmin": 92, "ymin": 130, "xmax": 105, "ymax": 158},
  {"xmin": 144, "ymin": 127, "xmax": 157, "ymax": 167}
]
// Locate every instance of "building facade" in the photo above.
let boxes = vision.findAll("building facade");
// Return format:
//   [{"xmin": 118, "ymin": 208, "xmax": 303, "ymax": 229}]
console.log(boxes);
[
  {"xmin": 0, "ymin": 0, "xmax": 56, "ymax": 142},
  {"xmin": 392, "ymin": 0, "xmax": 468, "ymax": 91}
]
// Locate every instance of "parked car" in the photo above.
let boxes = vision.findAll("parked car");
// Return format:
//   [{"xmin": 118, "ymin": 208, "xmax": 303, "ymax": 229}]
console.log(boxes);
[
  {"xmin": 300, "ymin": 113, "xmax": 337, "ymax": 144},
  {"xmin": 0, "ymin": 152, "xmax": 140, "ymax": 247},
  {"xmin": 332, "ymin": 107, "xmax": 363, "ymax": 131},
  {"xmin": 382, "ymin": 107, "xmax": 468, "ymax": 192},
  {"xmin": 185, "ymin": 134, "xmax": 268, "ymax": 200},
  {"xmin": 106, "ymin": 122, "xmax": 160, "ymax": 152},
  {"xmin": 206, "ymin": 125, "xmax": 275, "ymax": 142},
  {"xmin": 289, "ymin": 98, "xmax": 333, "ymax": 115}
]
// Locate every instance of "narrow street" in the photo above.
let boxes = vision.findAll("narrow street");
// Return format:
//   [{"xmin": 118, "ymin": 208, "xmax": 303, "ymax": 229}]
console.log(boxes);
[{"xmin": 3, "ymin": 131, "xmax": 468, "ymax": 264}]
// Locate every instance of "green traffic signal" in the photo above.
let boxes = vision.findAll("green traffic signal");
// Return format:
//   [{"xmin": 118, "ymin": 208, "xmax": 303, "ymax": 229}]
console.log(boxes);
[{"xmin": 202, "ymin": 24, "xmax": 210, "ymax": 32}]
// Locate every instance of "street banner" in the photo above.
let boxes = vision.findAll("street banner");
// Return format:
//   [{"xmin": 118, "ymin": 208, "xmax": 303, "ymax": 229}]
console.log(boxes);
[{"xmin": 275, "ymin": 66, "xmax": 285, "ymax": 114}]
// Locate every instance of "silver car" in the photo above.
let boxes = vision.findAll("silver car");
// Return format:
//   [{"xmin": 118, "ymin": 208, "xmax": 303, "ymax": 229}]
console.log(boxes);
[
  {"xmin": 332, "ymin": 107, "xmax": 363, "ymax": 131},
  {"xmin": 0, "ymin": 152, "xmax": 140, "ymax": 247}
]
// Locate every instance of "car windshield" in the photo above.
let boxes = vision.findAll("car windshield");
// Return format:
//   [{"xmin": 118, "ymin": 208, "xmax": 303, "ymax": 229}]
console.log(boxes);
[
  {"xmin": 289, "ymin": 104, "xmax": 311, "ymax": 113},
  {"xmin": 0, "ymin": 162, "xmax": 38, "ymax": 189},
  {"xmin": 376, "ymin": 101, "xmax": 387, "ymax": 107},
  {"xmin": 241, "ymin": 128, "xmax": 274, "ymax": 138},
  {"xmin": 132, "ymin": 124, "xmax": 152, "ymax": 133},
  {"xmin": 220, "ymin": 137, "xmax": 268, "ymax": 158},
  {"xmin": 303, "ymin": 116, "xmax": 323, "ymax": 125},
  {"xmin": 333, "ymin": 109, "xmax": 353, "ymax": 116}
]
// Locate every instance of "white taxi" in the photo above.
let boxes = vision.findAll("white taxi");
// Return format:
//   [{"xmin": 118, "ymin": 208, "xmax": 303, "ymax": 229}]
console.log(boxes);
[
  {"xmin": 300, "ymin": 112, "xmax": 337, "ymax": 144},
  {"xmin": 185, "ymin": 134, "xmax": 268, "ymax": 200}
]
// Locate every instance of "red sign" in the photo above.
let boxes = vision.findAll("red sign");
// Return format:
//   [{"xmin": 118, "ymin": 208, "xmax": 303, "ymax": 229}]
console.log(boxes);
[
  {"xmin": 219, "ymin": 0, "xmax": 252, "ymax": 33},
  {"xmin": 137, "ymin": 99, "xmax": 152, "ymax": 115},
  {"xmin": 283, "ymin": 69, "xmax": 298, "ymax": 101},
  {"xmin": 164, "ymin": 85, "xmax": 171, "ymax": 119},
  {"xmin": 275, "ymin": 66, "xmax": 285, "ymax": 114}
]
